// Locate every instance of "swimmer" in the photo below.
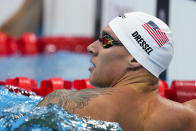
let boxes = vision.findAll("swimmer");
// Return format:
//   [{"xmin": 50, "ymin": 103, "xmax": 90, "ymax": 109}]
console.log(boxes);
[{"xmin": 37, "ymin": 12, "xmax": 196, "ymax": 130}]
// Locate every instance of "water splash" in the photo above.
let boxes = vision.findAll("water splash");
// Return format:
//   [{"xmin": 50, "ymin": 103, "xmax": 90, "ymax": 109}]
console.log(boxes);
[{"xmin": 0, "ymin": 87, "xmax": 122, "ymax": 130}]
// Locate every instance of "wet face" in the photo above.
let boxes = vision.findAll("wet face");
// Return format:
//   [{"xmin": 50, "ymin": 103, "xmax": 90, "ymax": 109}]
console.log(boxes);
[{"xmin": 87, "ymin": 25, "xmax": 132, "ymax": 87}]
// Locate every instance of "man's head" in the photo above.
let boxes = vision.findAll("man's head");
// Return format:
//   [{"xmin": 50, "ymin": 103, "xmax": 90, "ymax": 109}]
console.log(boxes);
[{"xmin": 88, "ymin": 12, "xmax": 174, "ymax": 87}]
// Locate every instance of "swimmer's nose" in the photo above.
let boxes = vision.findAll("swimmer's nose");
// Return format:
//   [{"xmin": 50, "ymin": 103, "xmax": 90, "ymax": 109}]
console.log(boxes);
[{"xmin": 87, "ymin": 40, "xmax": 99, "ymax": 56}]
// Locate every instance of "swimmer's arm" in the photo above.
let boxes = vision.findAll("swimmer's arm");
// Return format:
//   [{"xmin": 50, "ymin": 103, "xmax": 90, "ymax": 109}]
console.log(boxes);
[
  {"xmin": 37, "ymin": 88, "xmax": 110, "ymax": 114},
  {"xmin": 37, "ymin": 89, "xmax": 76, "ymax": 112}
]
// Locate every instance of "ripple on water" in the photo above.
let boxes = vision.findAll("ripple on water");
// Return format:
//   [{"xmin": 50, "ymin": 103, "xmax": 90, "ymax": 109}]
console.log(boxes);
[{"xmin": 0, "ymin": 88, "xmax": 122, "ymax": 130}]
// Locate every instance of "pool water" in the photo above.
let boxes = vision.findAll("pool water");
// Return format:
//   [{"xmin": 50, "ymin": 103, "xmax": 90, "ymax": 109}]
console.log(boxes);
[
  {"xmin": 0, "ymin": 51, "xmax": 92, "ymax": 83},
  {"xmin": 0, "ymin": 87, "xmax": 122, "ymax": 130},
  {"xmin": 0, "ymin": 52, "xmax": 122, "ymax": 130}
]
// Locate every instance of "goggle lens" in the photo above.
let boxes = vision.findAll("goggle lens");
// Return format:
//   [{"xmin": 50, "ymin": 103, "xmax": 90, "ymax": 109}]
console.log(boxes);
[
  {"xmin": 99, "ymin": 33, "xmax": 123, "ymax": 48},
  {"xmin": 103, "ymin": 37, "xmax": 113, "ymax": 48}
]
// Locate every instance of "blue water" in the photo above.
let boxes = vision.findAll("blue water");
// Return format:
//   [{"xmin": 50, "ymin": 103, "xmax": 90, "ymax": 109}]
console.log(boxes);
[
  {"xmin": 0, "ymin": 52, "xmax": 122, "ymax": 130},
  {"xmin": 0, "ymin": 87, "xmax": 122, "ymax": 130},
  {"xmin": 0, "ymin": 51, "xmax": 92, "ymax": 83}
]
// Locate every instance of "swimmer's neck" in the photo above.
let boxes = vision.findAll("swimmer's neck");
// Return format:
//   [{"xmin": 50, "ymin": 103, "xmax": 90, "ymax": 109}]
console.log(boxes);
[{"xmin": 112, "ymin": 70, "xmax": 158, "ymax": 93}]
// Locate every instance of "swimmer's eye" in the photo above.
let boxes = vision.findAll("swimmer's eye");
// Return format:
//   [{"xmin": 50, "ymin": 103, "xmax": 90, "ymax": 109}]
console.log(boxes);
[{"xmin": 100, "ymin": 33, "xmax": 123, "ymax": 48}]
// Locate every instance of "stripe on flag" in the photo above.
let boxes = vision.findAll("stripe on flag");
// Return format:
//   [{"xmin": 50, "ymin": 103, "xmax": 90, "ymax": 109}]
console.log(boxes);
[{"xmin": 142, "ymin": 21, "xmax": 169, "ymax": 47}]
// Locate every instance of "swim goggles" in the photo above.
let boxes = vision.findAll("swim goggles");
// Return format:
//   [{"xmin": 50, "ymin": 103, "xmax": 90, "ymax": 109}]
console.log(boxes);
[{"xmin": 99, "ymin": 32, "xmax": 123, "ymax": 48}]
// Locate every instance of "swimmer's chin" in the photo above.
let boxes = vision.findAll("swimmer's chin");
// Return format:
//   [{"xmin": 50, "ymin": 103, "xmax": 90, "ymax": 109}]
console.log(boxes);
[{"xmin": 89, "ymin": 80, "xmax": 110, "ymax": 88}]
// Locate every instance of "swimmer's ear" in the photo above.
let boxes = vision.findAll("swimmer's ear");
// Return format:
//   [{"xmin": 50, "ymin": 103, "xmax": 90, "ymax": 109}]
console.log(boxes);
[{"xmin": 127, "ymin": 57, "xmax": 142, "ymax": 71}]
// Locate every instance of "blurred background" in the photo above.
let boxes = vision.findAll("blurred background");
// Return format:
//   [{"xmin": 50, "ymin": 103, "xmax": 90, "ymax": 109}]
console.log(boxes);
[{"xmin": 0, "ymin": 0, "xmax": 196, "ymax": 84}]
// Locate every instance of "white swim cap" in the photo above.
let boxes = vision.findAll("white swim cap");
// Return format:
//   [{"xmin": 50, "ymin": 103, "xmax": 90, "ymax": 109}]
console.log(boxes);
[{"xmin": 109, "ymin": 12, "xmax": 174, "ymax": 78}]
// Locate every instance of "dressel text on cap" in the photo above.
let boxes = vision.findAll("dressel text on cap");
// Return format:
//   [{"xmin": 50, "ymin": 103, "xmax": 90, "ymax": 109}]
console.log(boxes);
[{"xmin": 131, "ymin": 31, "xmax": 153, "ymax": 55}]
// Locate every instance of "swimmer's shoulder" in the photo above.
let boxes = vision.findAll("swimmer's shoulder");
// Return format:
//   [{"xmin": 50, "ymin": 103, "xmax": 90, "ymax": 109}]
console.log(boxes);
[
  {"xmin": 148, "ymin": 97, "xmax": 196, "ymax": 131},
  {"xmin": 183, "ymin": 99, "xmax": 196, "ymax": 130},
  {"xmin": 37, "ymin": 88, "xmax": 116, "ymax": 114},
  {"xmin": 184, "ymin": 99, "xmax": 196, "ymax": 111}
]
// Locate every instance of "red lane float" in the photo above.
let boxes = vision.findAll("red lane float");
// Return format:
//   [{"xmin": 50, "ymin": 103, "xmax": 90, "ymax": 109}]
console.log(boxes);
[
  {"xmin": 5, "ymin": 77, "xmax": 38, "ymax": 91},
  {"xmin": 0, "ymin": 77, "xmax": 96, "ymax": 97},
  {"xmin": 0, "ymin": 32, "xmax": 93, "ymax": 56},
  {"xmin": 158, "ymin": 80, "xmax": 196, "ymax": 102},
  {"xmin": 1, "ymin": 77, "xmax": 196, "ymax": 103},
  {"xmin": 17, "ymin": 32, "xmax": 39, "ymax": 55},
  {"xmin": 73, "ymin": 79, "xmax": 96, "ymax": 90},
  {"xmin": 0, "ymin": 32, "xmax": 18, "ymax": 56},
  {"xmin": 0, "ymin": 80, "xmax": 5, "ymax": 85},
  {"xmin": 38, "ymin": 78, "xmax": 72, "ymax": 97},
  {"xmin": 0, "ymin": 32, "xmax": 7, "ymax": 55},
  {"xmin": 158, "ymin": 80, "xmax": 176, "ymax": 100},
  {"xmin": 39, "ymin": 36, "xmax": 93, "ymax": 54},
  {"xmin": 170, "ymin": 80, "xmax": 196, "ymax": 103},
  {"xmin": 158, "ymin": 79, "xmax": 169, "ymax": 97},
  {"xmin": 0, "ymin": 77, "xmax": 38, "ymax": 96}
]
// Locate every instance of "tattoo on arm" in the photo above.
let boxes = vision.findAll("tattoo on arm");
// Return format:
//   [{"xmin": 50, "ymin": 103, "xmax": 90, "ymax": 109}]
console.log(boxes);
[{"xmin": 37, "ymin": 88, "xmax": 112, "ymax": 113}]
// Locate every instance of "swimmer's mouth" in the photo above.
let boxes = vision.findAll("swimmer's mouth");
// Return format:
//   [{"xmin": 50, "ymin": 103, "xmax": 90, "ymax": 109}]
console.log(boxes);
[{"xmin": 89, "ymin": 61, "xmax": 96, "ymax": 72}]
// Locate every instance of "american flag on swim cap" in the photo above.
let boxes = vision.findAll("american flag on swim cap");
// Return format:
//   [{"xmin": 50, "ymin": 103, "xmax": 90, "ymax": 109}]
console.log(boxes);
[{"xmin": 142, "ymin": 21, "xmax": 169, "ymax": 47}]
